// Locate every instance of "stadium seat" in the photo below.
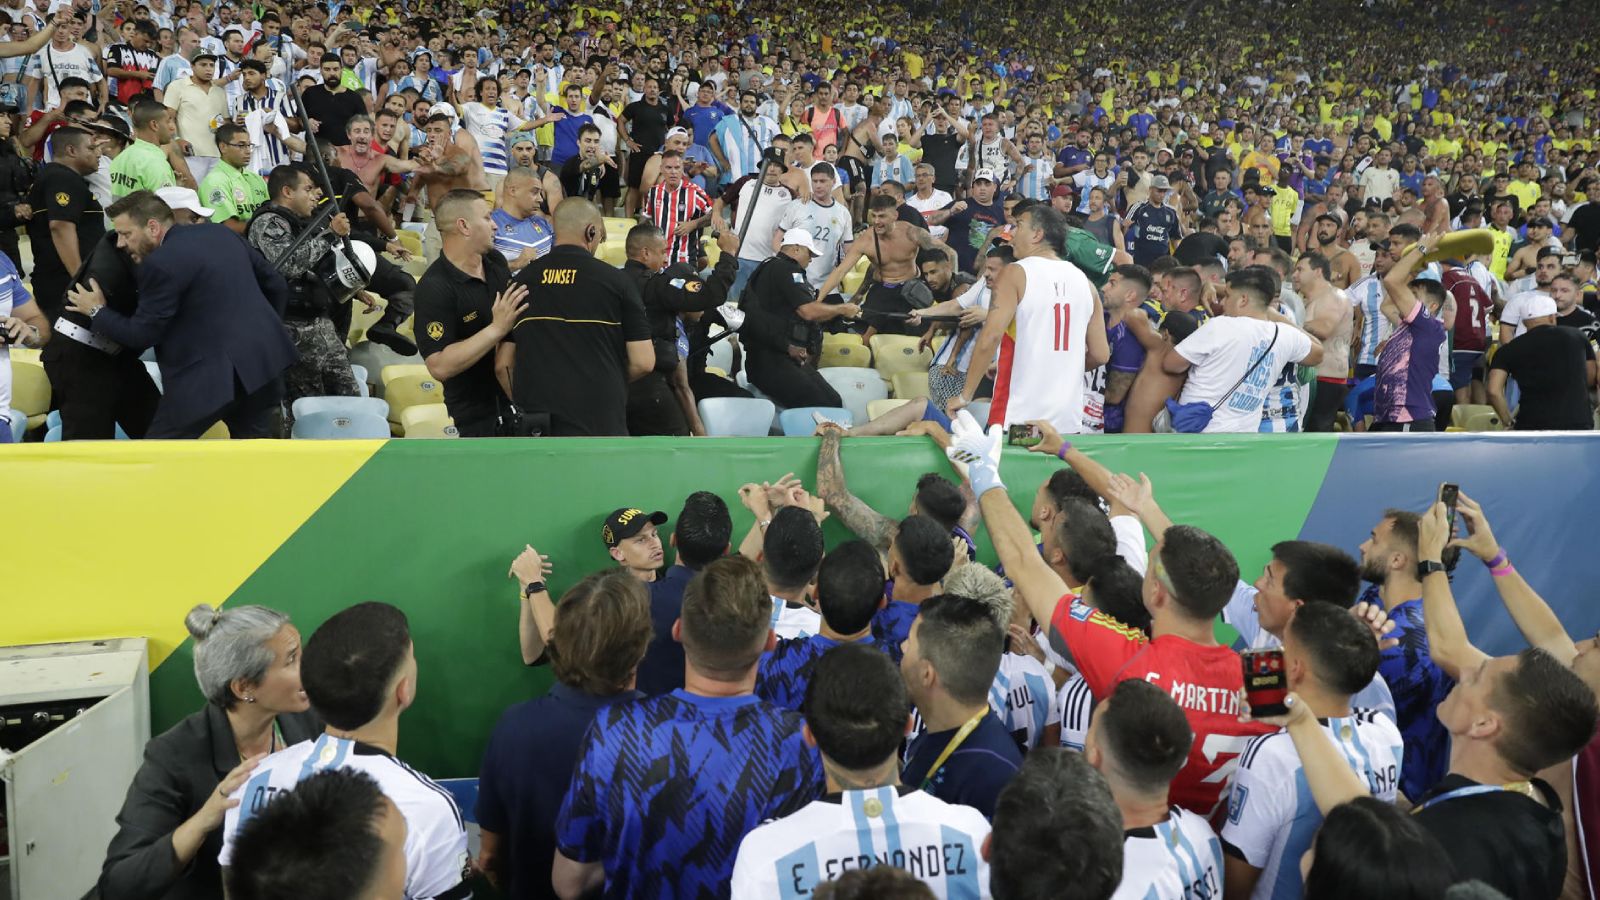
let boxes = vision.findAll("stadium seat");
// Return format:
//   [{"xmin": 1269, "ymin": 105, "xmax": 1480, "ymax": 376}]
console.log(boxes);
[
  {"xmin": 891, "ymin": 371, "xmax": 931, "ymax": 400},
  {"xmin": 9, "ymin": 347, "xmax": 39, "ymax": 366},
  {"xmin": 383, "ymin": 374, "xmax": 445, "ymax": 427},
  {"xmin": 144, "ymin": 360, "xmax": 163, "ymax": 393},
  {"xmin": 820, "ymin": 333, "xmax": 870, "ymax": 368},
  {"xmin": 840, "ymin": 257, "xmax": 869, "ymax": 295},
  {"xmin": 291, "ymin": 396, "xmax": 390, "ymax": 423},
  {"xmin": 381, "ymin": 363, "xmax": 430, "ymax": 388},
  {"xmin": 198, "ymin": 421, "xmax": 230, "ymax": 440},
  {"xmin": 778, "ymin": 407, "xmax": 852, "ymax": 436},
  {"xmin": 40, "ymin": 410, "xmax": 128, "ymax": 441},
  {"xmin": 351, "ymin": 364, "xmax": 370, "ymax": 397},
  {"xmin": 870, "ymin": 334, "xmax": 933, "ymax": 379},
  {"xmin": 349, "ymin": 342, "xmax": 422, "ymax": 398},
  {"xmin": 11, "ymin": 361, "xmax": 49, "ymax": 431},
  {"xmin": 867, "ymin": 398, "xmax": 912, "ymax": 420},
  {"xmin": 603, "ymin": 217, "xmax": 636, "ymax": 239},
  {"xmin": 597, "ymin": 240, "xmax": 628, "ymax": 267},
  {"xmin": 819, "ymin": 367, "xmax": 888, "ymax": 425},
  {"xmin": 291, "ymin": 410, "xmax": 393, "ymax": 439},
  {"xmin": 7, "ymin": 409, "xmax": 25, "ymax": 443},
  {"xmin": 1459, "ymin": 408, "xmax": 1503, "ymax": 432},
  {"xmin": 698, "ymin": 397, "xmax": 776, "ymax": 436},
  {"xmin": 1451, "ymin": 404, "xmax": 1497, "ymax": 430},
  {"xmin": 395, "ymin": 229, "xmax": 423, "ymax": 258},
  {"xmin": 705, "ymin": 328, "xmax": 735, "ymax": 375},
  {"xmin": 400, "ymin": 404, "xmax": 457, "ymax": 438},
  {"xmin": 701, "ymin": 234, "xmax": 722, "ymax": 266},
  {"xmin": 348, "ymin": 294, "xmax": 387, "ymax": 345},
  {"xmin": 43, "ymin": 423, "xmax": 61, "ymax": 442}
]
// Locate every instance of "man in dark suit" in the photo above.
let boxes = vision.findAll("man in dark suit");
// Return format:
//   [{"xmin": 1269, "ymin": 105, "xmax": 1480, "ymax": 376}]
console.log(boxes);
[{"xmin": 66, "ymin": 190, "xmax": 296, "ymax": 439}]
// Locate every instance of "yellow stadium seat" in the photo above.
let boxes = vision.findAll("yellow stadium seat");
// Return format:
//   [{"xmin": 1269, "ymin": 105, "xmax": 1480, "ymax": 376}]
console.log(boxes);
[
  {"xmin": 348, "ymin": 294, "xmax": 387, "ymax": 345},
  {"xmin": 820, "ymin": 334, "xmax": 871, "ymax": 369},
  {"xmin": 1460, "ymin": 409, "xmax": 1503, "ymax": 432},
  {"xmin": 11, "ymin": 361, "xmax": 50, "ymax": 431},
  {"xmin": 395, "ymin": 229, "xmax": 423, "ymax": 258},
  {"xmin": 199, "ymin": 421, "xmax": 230, "ymax": 440},
  {"xmin": 384, "ymin": 374, "xmax": 445, "ymax": 426},
  {"xmin": 867, "ymin": 399, "xmax": 912, "ymax": 420},
  {"xmin": 381, "ymin": 364, "xmax": 430, "ymax": 387},
  {"xmin": 1451, "ymin": 404, "xmax": 1496, "ymax": 429},
  {"xmin": 398, "ymin": 314, "xmax": 414, "ymax": 343},
  {"xmin": 597, "ymin": 240, "xmax": 627, "ymax": 267},
  {"xmin": 9, "ymin": 347, "xmax": 40, "ymax": 366},
  {"xmin": 400, "ymin": 403, "xmax": 457, "ymax": 438},
  {"xmin": 891, "ymin": 371, "xmax": 931, "ymax": 400},
  {"xmin": 841, "ymin": 266, "xmax": 866, "ymax": 296},
  {"xmin": 701, "ymin": 234, "xmax": 722, "ymax": 266},
  {"xmin": 870, "ymin": 334, "xmax": 933, "ymax": 378},
  {"xmin": 704, "ymin": 366, "xmax": 729, "ymax": 379},
  {"xmin": 603, "ymin": 217, "xmax": 636, "ymax": 240}
]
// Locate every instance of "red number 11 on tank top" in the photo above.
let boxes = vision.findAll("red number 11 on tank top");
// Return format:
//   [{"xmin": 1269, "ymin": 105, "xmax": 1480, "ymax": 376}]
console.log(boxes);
[{"xmin": 1052, "ymin": 303, "xmax": 1072, "ymax": 351}]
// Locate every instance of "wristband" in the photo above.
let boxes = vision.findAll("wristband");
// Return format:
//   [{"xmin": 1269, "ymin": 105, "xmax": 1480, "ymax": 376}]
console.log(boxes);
[
  {"xmin": 1484, "ymin": 548, "xmax": 1507, "ymax": 569},
  {"xmin": 1490, "ymin": 562, "xmax": 1515, "ymax": 578},
  {"xmin": 1056, "ymin": 441, "xmax": 1073, "ymax": 461}
]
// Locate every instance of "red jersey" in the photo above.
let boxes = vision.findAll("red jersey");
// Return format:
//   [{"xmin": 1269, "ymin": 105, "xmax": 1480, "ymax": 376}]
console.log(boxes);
[
  {"xmin": 1443, "ymin": 267, "xmax": 1492, "ymax": 352},
  {"xmin": 1049, "ymin": 595, "xmax": 1270, "ymax": 815}
]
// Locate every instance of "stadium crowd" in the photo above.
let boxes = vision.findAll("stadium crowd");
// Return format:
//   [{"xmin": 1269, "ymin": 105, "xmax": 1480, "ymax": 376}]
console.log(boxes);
[
  {"xmin": 95, "ymin": 413, "xmax": 1600, "ymax": 900},
  {"xmin": 0, "ymin": 0, "xmax": 1597, "ymax": 440}
]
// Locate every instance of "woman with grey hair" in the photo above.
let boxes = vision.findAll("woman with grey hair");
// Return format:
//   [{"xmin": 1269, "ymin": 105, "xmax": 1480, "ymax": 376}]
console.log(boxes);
[{"xmin": 98, "ymin": 603, "xmax": 321, "ymax": 900}]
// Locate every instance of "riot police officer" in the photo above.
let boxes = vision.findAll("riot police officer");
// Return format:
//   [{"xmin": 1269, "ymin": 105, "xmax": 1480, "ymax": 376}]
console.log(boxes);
[{"xmin": 741, "ymin": 229, "xmax": 861, "ymax": 408}]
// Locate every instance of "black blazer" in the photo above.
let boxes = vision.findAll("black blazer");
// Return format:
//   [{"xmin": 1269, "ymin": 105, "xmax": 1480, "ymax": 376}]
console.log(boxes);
[
  {"xmin": 98, "ymin": 703, "xmax": 322, "ymax": 900},
  {"xmin": 88, "ymin": 223, "xmax": 295, "ymax": 435}
]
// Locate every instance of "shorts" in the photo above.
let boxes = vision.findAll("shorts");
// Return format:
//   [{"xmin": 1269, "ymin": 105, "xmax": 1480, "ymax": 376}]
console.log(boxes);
[
  {"xmin": 1450, "ymin": 350, "xmax": 1485, "ymax": 390},
  {"xmin": 626, "ymin": 152, "xmax": 650, "ymax": 189}
]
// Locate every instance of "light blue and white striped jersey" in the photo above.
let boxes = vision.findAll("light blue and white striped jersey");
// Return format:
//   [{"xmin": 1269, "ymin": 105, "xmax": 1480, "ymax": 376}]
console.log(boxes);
[
  {"xmin": 217, "ymin": 735, "xmax": 470, "ymax": 900},
  {"xmin": 771, "ymin": 596, "xmax": 821, "ymax": 640},
  {"xmin": 885, "ymin": 95, "xmax": 915, "ymax": 124},
  {"xmin": 930, "ymin": 280, "xmax": 991, "ymax": 371},
  {"xmin": 871, "ymin": 154, "xmax": 916, "ymax": 189},
  {"xmin": 1073, "ymin": 169, "xmax": 1117, "ymax": 213},
  {"xmin": 1110, "ymin": 806, "xmax": 1224, "ymax": 900},
  {"xmin": 712, "ymin": 112, "xmax": 779, "ymax": 184},
  {"xmin": 730, "ymin": 786, "xmax": 992, "ymax": 899},
  {"xmin": 989, "ymin": 652, "xmax": 1059, "ymax": 751},
  {"xmin": 1056, "ymin": 673, "xmax": 1094, "ymax": 752},
  {"xmin": 1016, "ymin": 154, "xmax": 1054, "ymax": 201},
  {"xmin": 1258, "ymin": 361, "xmax": 1305, "ymax": 433},
  {"xmin": 0, "ymin": 256, "xmax": 33, "ymax": 418},
  {"xmin": 1222, "ymin": 713, "xmax": 1403, "ymax": 900},
  {"xmin": 152, "ymin": 52, "xmax": 192, "ymax": 93},
  {"xmin": 1219, "ymin": 582, "xmax": 1398, "ymax": 724},
  {"xmin": 461, "ymin": 103, "xmax": 525, "ymax": 176},
  {"xmin": 1349, "ymin": 274, "xmax": 1392, "ymax": 367}
]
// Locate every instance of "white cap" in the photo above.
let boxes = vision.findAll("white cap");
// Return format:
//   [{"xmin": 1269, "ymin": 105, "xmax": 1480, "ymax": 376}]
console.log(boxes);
[
  {"xmin": 780, "ymin": 228, "xmax": 822, "ymax": 256},
  {"xmin": 664, "ymin": 126, "xmax": 690, "ymax": 141},
  {"xmin": 156, "ymin": 186, "xmax": 214, "ymax": 218},
  {"xmin": 971, "ymin": 168, "xmax": 998, "ymax": 183},
  {"xmin": 1523, "ymin": 294, "xmax": 1558, "ymax": 319},
  {"xmin": 428, "ymin": 101, "xmax": 458, "ymax": 120}
]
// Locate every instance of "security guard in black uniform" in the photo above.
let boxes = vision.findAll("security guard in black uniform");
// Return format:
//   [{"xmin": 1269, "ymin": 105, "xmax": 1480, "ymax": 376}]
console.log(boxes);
[
  {"xmin": 621, "ymin": 224, "xmax": 740, "ymax": 434},
  {"xmin": 505, "ymin": 198, "xmax": 653, "ymax": 436},
  {"xmin": 741, "ymin": 228, "xmax": 862, "ymax": 409}
]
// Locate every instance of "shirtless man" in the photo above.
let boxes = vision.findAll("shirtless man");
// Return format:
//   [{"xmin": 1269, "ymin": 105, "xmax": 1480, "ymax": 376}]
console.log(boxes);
[
  {"xmin": 1309, "ymin": 213, "xmax": 1362, "ymax": 288},
  {"xmin": 1293, "ymin": 252, "xmax": 1355, "ymax": 431},
  {"xmin": 413, "ymin": 112, "xmax": 489, "ymax": 210},
  {"xmin": 337, "ymin": 114, "xmax": 425, "ymax": 194},
  {"xmin": 813, "ymin": 193, "xmax": 955, "ymax": 338},
  {"xmin": 638, "ymin": 127, "xmax": 697, "ymax": 196}
]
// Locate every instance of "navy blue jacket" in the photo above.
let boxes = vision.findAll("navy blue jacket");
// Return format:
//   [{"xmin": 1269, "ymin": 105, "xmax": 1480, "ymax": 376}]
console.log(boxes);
[{"xmin": 91, "ymin": 224, "xmax": 294, "ymax": 431}]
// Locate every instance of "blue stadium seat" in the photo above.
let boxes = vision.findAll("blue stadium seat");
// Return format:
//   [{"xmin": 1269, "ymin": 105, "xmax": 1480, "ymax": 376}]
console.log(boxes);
[
  {"xmin": 290, "ymin": 411, "xmax": 393, "ymax": 439},
  {"xmin": 291, "ymin": 396, "xmax": 390, "ymax": 423},
  {"xmin": 818, "ymin": 367, "xmax": 888, "ymax": 426},
  {"xmin": 698, "ymin": 398, "xmax": 776, "ymax": 436},
  {"xmin": 778, "ymin": 407, "xmax": 852, "ymax": 436},
  {"xmin": 351, "ymin": 364, "xmax": 370, "ymax": 397},
  {"xmin": 7, "ymin": 410, "xmax": 26, "ymax": 443}
]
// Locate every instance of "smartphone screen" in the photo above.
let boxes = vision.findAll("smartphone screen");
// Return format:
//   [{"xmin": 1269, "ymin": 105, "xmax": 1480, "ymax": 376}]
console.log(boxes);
[
  {"xmin": 1242, "ymin": 650, "xmax": 1289, "ymax": 717},
  {"xmin": 1439, "ymin": 483, "xmax": 1460, "ymax": 533},
  {"xmin": 1006, "ymin": 424, "xmax": 1041, "ymax": 447}
]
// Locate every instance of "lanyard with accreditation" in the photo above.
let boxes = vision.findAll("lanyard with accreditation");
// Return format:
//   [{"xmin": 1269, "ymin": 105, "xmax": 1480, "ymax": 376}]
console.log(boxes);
[
  {"xmin": 1410, "ymin": 780, "xmax": 1537, "ymax": 815},
  {"xmin": 919, "ymin": 709, "xmax": 989, "ymax": 791}
]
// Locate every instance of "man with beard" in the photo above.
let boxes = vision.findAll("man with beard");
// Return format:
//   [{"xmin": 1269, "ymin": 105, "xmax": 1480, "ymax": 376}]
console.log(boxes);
[
  {"xmin": 246, "ymin": 165, "xmax": 363, "ymax": 421},
  {"xmin": 1308, "ymin": 212, "xmax": 1361, "ymax": 288},
  {"xmin": 814, "ymin": 194, "xmax": 950, "ymax": 337},
  {"xmin": 709, "ymin": 88, "xmax": 780, "ymax": 188},
  {"xmin": 559, "ymin": 123, "xmax": 619, "ymax": 205},
  {"xmin": 621, "ymin": 74, "xmax": 673, "ymax": 216},
  {"xmin": 507, "ymin": 133, "xmax": 565, "ymax": 210}
]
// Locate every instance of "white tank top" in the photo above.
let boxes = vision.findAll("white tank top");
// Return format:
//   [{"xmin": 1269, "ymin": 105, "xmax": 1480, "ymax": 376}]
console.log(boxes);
[{"xmin": 990, "ymin": 255, "xmax": 1094, "ymax": 434}]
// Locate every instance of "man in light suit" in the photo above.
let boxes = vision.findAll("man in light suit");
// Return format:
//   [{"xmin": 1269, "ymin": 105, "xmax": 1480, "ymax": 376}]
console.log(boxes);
[{"xmin": 66, "ymin": 190, "xmax": 296, "ymax": 438}]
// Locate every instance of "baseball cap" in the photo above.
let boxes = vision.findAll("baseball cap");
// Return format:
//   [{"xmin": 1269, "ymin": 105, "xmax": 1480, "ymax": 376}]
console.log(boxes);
[
  {"xmin": 972, "ymin": 168, "xmax": 998, "ymax": 183},
  {"xmin": 780, "ymin": 228, "xmax": 823, "ymax": 256},
  {"xmin": 428, "ymin": 101, "xmax": 458, "ymax": 120},
  {"xmin": 664, "ymin": 126, "xmax": 690, "ymax": 141},
  {"xmin": 1523, "ymin": 294, "xmax": 1558, "ymax": 319},
  {"xmin": 1050, "ymin": 183, "xmax": 1074, "ymax": 199},
  {"xmin": 156, "ymin": 186, "xmax": 214, "ymax": 218},
  {"xmin": 1150, "ymin": 174, "xmax": 1171, "ymax": 190},
  {"xmin": 192, "ymin": 52, "xmax": 219, "ymax": 64},
  {"xmin": 602, "ymin": 508, "xmax": 667, "ymax": 548},
  {"xmin": 508, "ymin": 132, "xmax": 537, "ymax": 147}
]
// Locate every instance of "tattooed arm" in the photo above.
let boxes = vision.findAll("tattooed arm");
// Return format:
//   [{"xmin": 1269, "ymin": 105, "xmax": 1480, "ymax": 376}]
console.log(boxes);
[{"xmin": 815, "ymin": 427, "xmax": 897, "ymax": 552}]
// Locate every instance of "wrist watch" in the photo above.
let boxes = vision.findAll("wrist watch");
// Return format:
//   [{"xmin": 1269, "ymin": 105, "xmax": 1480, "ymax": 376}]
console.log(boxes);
[
  {"xmin": 523, "ymin": 581, "xmax": 546, "ymax": 598},
  {"xmin": 89, "ymin": 304, "xmax": 104, "ymax": 318},
  {"xmin": 1417, "ymin": 560, "xmax": 1447, "ymax": 579}
]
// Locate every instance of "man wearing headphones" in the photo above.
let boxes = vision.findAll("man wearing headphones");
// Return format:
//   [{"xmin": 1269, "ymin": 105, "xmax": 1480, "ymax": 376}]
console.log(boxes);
[{"xmin": 500, "ymin": 198, "xmax": 654, "ymax": 436}]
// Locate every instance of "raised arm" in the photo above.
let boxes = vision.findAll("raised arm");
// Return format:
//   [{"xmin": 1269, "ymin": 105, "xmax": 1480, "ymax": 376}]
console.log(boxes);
[
  {"xmin": 1450, "ymin": 492, "xmax": 1578, "ymax": 666},
  {"xmin": 815, "ymin": 425, "xmax": 897, "ymax": 551},
  {"xmin": 507, "ymin": 546, "xmax": 556, "ymax": 666},
  {"xmin": 1381, "ymin": 234, "xmax": 1432, "ymax": 323},
  {"xmin": 1416, "ymin": 501, "xmax": 1490, "ymax": 680}
]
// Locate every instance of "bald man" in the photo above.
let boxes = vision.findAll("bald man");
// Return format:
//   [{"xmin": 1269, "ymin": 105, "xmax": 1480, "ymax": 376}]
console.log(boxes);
[{"xmin": 498, "ymin": 199, "xmax": 654, "ymax": 436}]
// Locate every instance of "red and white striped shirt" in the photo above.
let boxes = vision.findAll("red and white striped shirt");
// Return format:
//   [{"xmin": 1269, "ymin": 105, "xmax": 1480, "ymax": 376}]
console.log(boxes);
[{"xmin": 645, "ymin": 178, "xmax": 712, "ymax": 266}]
